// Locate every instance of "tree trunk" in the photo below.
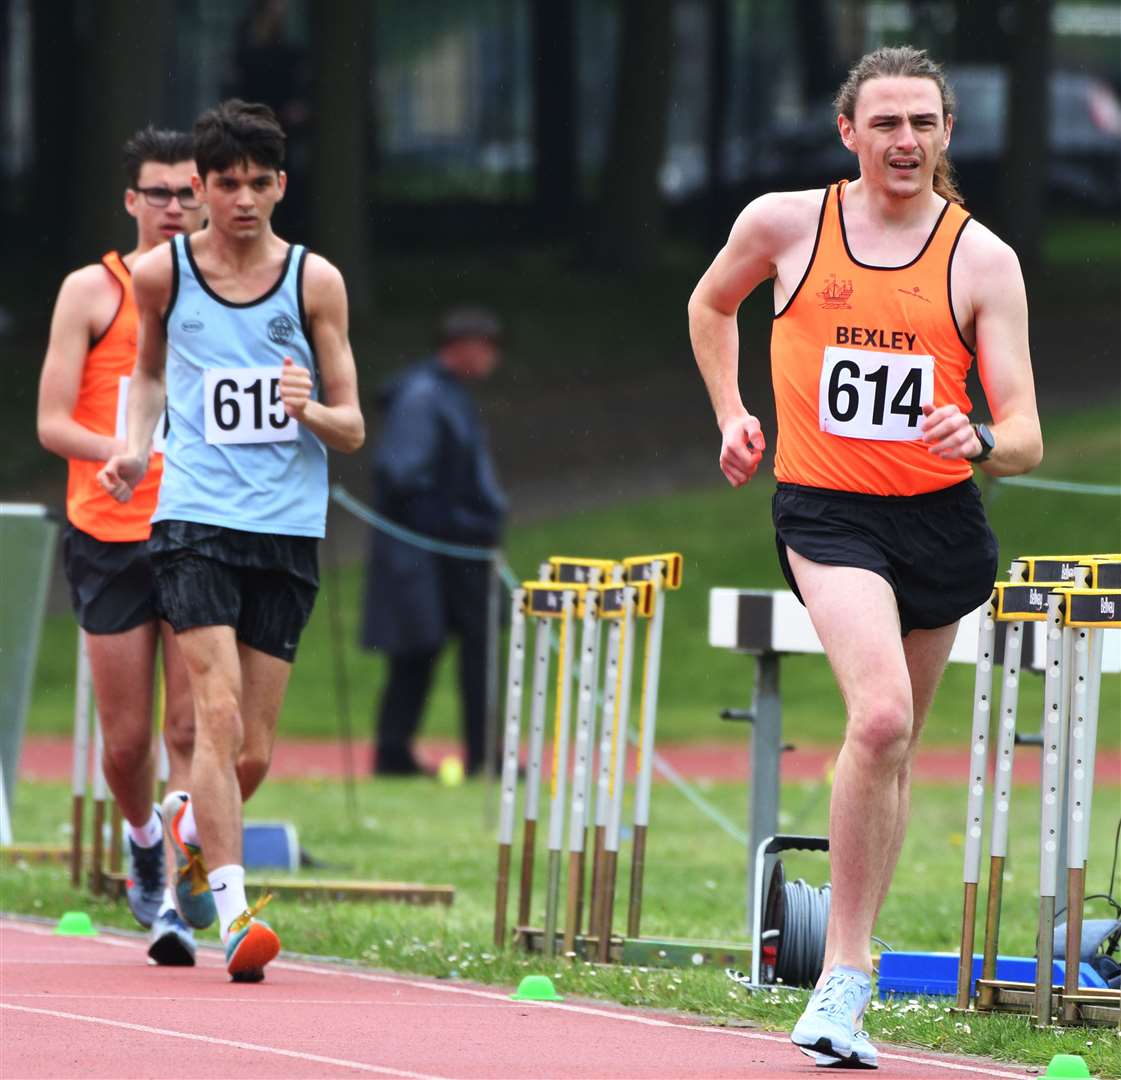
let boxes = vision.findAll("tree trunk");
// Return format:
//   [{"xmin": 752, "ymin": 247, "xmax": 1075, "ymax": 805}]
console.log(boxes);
[
  {"xmin": 531, "ymin": 0, "xmax": 577, "ymax": 235},
  {"xmin": 1001, "ymin": 0, "xmax": 1052, "ymax": 280},
  {"xmin": 310, "ymin": 1, "xmax": 375, "ymax": 327},
  {"xmin": 704, "ymin": 0, "xmax": 730, "ymax": 248},
  {"xmin": 75, "ymin": 0, "xmax": 173, "ymax": 263},
  {"xmin": 591, "ymin": 0, "xmax": 673, "ymax": 271}
]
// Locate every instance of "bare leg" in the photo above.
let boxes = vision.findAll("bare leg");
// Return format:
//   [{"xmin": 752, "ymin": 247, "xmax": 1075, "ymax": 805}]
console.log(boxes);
[
  {"xmin": 159, "ymin": 621, "xmax": 195, "ymax": 796},
  {"xmin": 175, "ymin": 625, "xmax": 245, "ymax": 869},
  {"xmin": 786, "ymin": 551, "xmax": 913, "ymax": 978},
  {"xmin": 236, "ymin": 642, "xmax": 292, "ymax": 802},
  {"xmin": 85, "ymin": 622, "xmax": 159, "ymax": 826}
]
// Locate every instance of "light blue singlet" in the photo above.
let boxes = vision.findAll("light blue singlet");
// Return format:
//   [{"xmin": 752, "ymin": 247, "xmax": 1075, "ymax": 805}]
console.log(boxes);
[{"xmin": 153, "ymin": 234, "xmax": 327, "ymax": 538}]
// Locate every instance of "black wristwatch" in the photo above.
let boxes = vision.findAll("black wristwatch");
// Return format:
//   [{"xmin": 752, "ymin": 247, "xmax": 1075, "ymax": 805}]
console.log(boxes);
[{"xmin": 968, "ymin": 423, "xmax": 995, "ymax": 463}]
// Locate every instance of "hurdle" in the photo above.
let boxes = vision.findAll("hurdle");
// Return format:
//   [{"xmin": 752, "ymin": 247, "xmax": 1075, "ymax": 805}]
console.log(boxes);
[
  {"xmin": 959, "ymin": 555, "xmax": 1120, "ymax": 1027},
  {"xmin": 495, "ymin": 552, "xmax": 683, "ymax": 964}
]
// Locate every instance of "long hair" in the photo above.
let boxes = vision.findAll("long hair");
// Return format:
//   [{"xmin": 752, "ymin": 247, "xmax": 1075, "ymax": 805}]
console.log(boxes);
[{"xmin": 834, "ymin": 46, "xmax": 963, "ymax": 205}]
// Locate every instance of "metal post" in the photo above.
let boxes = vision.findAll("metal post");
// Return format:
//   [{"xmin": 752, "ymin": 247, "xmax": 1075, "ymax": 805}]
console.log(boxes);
[
  {"xmin": 957, "ymin": 592, "xmax": 997, "ymax": 1009},
  {"xmin": 494, "ymin": 588, "xmax": 527, "ymax": 948},
  {"xmin": 746, "ymin": 652, "xmax": 782, "ymax": 931},
  {"xmin": 70, "ymin": 633, "xmax": 92, "ymax": 889}
]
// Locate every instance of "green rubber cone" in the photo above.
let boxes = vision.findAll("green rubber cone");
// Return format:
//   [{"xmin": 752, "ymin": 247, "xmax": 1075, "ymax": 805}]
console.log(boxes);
[
  {"xmin": 54, "ymin": 911, "xmax": 97, "ymax": 937},
  {"xmin": 1044, "ymin": 1053, "xmax": 1091, "ymax": 1078},
  {"xmin": 510, "ymin": 974, "xmax": 564, "ymax": 1002}
]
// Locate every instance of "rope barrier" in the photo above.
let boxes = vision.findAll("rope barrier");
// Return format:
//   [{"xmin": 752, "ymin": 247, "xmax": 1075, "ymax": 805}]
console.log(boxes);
[{"xmin": 992, "ymin": 476, "xmax": 1121, "ymax": 497}]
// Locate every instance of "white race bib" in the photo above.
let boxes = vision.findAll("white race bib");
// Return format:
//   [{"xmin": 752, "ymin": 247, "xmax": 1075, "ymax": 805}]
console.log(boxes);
[
  {"xmin": 115, "ymin": 376, "xmax": 167, "ymax": 453},
  {"xmin": 818, "ymin": 346, "xmax": 933, "ymax": 441},
  {"xmin": 203, "ymin": 367, "xmax": 298, "ymax": 445}
]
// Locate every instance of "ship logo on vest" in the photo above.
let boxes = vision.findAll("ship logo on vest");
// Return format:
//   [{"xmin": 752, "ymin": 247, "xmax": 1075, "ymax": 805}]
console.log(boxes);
[
  {"xmin": 818, "ymin": 274, "xmax": 854, "ymax": 309},
  {"xmin": 267, "ymin": 313, "xmax": 296, "ymax": 345}
]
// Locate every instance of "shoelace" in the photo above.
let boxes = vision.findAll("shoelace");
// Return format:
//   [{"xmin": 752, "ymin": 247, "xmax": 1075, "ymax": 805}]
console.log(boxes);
[
  {"xmin": 228, "ymin": 893, "xmax": 274, "ymax": 936},
  {"xmin": 814, "ymin": 972, "xmax": 868, "ymax": 1027},
  {"xmin": 177, "ymin": 845, "xmax": 211, "ymax": 897},
  {"xmin": 131, "ymin": 841, "xmax": 164, "ymax": 896}
]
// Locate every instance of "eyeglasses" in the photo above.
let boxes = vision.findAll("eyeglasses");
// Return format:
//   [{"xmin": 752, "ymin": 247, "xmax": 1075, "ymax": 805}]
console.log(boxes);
[{"xmin": 135, "ymin": 186, "xmax": 201, "ymax": 209}]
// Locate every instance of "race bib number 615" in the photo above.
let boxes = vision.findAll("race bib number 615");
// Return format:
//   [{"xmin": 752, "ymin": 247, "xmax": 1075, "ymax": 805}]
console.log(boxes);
[
  {"xmin": 203, "ymin": 367, "xmax": 298, "ymax": 445},
  {"xmin": 818, "ymin": 346, "xmax": 933, "ymax": 441}
]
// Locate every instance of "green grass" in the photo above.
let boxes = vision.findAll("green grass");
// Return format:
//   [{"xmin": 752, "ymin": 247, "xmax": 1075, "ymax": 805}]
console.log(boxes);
[
  {"xmin": 3, "ymin": 775, "xmax": 1119, "ymax": 1074},
  {"xmin": 22, "ymin": 405, "xmax": 1121, "ymax": 746}
]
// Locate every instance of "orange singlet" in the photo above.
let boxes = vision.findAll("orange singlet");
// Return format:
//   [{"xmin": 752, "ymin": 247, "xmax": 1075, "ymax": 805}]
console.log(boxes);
[
  {"xmin": 771, "ymin": 180, "xmax": 975, "ymax": 496},
  {"xmin": 66, "ymin": 252, "xmax": 163, "ymax": 541}
]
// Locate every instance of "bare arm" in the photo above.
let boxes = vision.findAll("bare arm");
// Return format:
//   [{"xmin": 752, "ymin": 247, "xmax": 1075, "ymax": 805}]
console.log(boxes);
[
  {"xmin": 97, "ymin": 246, "xmax": 173, "ymax": 500},
  {"xmin": 37, "ymin": 268, "xmax": 124, "ymax": 462},
  {"xmin": 922, "ymin": 224, "xmax": 1042, "ymax": 476},
  {"xmin": 687, "ymin": 191, "xmax": 815, "ymax": 486},
  {"xmin": 279, "ymin": 254, "xmax": 365, "ymax": 453}
]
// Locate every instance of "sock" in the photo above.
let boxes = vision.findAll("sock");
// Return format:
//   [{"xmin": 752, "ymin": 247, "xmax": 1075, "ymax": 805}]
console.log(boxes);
[
  {"xmin": 209, "ymin": 864, "xmax": 249, "ymax": 942},
  {"xmin": 179, "ymin": 799, "xmax": 200, "ymax": 846},
  {"xmin": 157, "ymin": 887, "xmax": 176, "ymax": 918},
  {"xmin": 127, "ymin": 807, "xmax": 163, "ymax": 849}
]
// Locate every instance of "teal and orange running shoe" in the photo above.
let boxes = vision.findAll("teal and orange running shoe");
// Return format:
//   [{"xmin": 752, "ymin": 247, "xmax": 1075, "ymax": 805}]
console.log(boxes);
[
  {"xmin": 225, "ymin": 897, "xmax": 280, "ymax": 983},
  {"xmin": 160, "ymin": 791, "xmax": 217, "ymax": 930}
]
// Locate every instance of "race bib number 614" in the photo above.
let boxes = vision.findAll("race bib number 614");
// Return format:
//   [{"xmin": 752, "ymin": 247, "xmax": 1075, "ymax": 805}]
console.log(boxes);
[
  {"xmin": 818, "ymin": 346, "xmax": 933, "ymax": 442},
  {"xmin": 203, "ymin": 367, "xmax": 298, "ymax": 445}
]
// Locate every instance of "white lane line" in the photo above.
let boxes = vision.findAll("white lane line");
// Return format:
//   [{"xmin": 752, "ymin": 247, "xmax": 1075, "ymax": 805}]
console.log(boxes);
[
  {"xmin": 2, "ymin": 922, "xmax": 1031, "ymax": 1079},
  {"xmin": 2, "ymin": 993, "xmax": 506, "ymax": 1008},
  {"xmin": 0, "ymin": 1003, "xmax": 449, "ymax": 1080}
]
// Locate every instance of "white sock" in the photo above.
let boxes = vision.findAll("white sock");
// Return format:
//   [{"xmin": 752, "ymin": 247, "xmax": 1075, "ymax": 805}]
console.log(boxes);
[
  {"xmin": 209, "ymin": 864, "xmax": 249, "ymax": 942},
  {"xmin": 127, "ymin": 807, "xmax": 163, "ymax": 849},
  {"xmin": 179, "ymin": 800, "xmax": 200, "ymax": 846},
  {"xmin": 158, "ymin": 887, "xmax": 176, "ymax": 917}
]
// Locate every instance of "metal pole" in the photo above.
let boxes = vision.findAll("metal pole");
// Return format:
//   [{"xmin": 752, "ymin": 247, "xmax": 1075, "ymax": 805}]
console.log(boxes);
[
  {"xmin": 958, "ymin": 592, "xmax": 997, "ymax": 1009},
  {"xmin": 483, "ymin": 557, "xmax": 503, "ymax": 809},
  {"xmin": 746, "ymin": 651, "xmax": 782, "ymax": 932},
  {"xmin": 494, "ymin": 587, "xmax": 527, "ymax": 948},
  {"xmin": 70, "ymin": 633, "xmax": 92, "ymax": 889}
]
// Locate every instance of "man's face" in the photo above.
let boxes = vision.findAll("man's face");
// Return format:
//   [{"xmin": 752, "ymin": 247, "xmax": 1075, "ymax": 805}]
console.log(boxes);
[
  {"xmin": 194, "ymin": 160, "xmax": 286, "ymax": 241},
  {"xmin": 838, "ymin": 76, "xmax": 953, "ymax": 199},
  {"xmin": 125, "ymin": 160, "xmax": 205, "ymax": 248},
  {"xmin": 459, "ymin": 337, "xmax": 500, "ymax": 379}
]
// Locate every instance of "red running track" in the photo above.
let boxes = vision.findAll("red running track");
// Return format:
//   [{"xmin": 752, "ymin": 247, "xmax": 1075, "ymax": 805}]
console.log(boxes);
[
  {"xmin": 1, "ymin": 918, "xmax": 1037, "ymax": 1080},
  {"xmin": 18, "ymin": 735, "xmax": 1121, "ymax": 785}
]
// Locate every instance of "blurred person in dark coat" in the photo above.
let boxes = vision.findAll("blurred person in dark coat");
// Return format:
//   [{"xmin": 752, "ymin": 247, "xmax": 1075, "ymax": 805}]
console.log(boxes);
[{"xmin": 361, "ymin": 309, "xmax": 508, "ymax": 777}]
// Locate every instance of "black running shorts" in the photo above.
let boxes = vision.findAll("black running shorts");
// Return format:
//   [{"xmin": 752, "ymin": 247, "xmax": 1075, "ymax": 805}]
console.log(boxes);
[
  {"xmin": 63, "ymin": 524, "xmax": 159, "ymax": 635},
  {"xmin": 147, "ymin": 520, "xmax": 319, "ymax": 663},
  {"xmin": 772, "ymin": 479, "xmax": 998, "ymax": 636}
]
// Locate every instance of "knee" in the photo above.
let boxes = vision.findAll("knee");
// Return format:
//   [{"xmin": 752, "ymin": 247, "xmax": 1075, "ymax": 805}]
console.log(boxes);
[
  {"xmin": 194, "ymin": 693, "xmax": 242, "ymax": 753},
  {"xmin": 846, "ymin": 699, "xmax": 913, "ymax": 766},
  {"xmin": 102, "ymin": 736, "xmax": 151, "ymax": 778}
]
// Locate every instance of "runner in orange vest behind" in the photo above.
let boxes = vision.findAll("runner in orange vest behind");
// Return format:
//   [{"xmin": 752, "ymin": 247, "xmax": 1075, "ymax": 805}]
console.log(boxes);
[
  {"xmin": 37, "ymin": 127, "xmax": 205, "ymax": 965},
  {"xmin": 689, "ymin": 47, "xmax": 1042, "ymax": 1068}
]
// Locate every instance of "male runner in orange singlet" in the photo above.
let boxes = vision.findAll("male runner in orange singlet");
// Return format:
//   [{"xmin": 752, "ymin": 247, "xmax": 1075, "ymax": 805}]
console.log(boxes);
[{"xmin": 689, "ymin": 47, "xmax": 1042, "ymax": 1068}]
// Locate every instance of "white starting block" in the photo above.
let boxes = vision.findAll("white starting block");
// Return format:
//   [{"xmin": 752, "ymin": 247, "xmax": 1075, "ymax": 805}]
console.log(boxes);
[{"xmin": 708, "ymin": 587, "xmax": 1120, "ymax": 927}]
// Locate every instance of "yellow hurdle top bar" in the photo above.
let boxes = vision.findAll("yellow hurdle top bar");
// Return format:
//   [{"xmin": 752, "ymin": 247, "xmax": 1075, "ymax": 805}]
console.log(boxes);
[
  {"xmin": 1014, "ymin": 554, "xmax": 1119, "ymax": 586},
  {"xmin": 1063, "ymin": 588, "xmax": 1121, "ymax": 628},
  {"xmin": 547, "ymin": 557, "xmax": 618, "ymax": 585},
  {"xmin": 622, "ymin": 553, "xmax": 683, "ymax": 589},
  {"xmin": 522, "ymin": 579, "xmax": 654, "ymax": 619},
  {"xmin": 994, "ymin": 581, "xmax": 1060, "ymax": 622}
]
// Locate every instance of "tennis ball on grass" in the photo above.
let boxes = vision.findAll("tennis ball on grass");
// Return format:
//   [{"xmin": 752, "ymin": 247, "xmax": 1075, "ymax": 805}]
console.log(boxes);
[{"xmin": 438, "ymin": 756, "xmax": 465, "ymax": 787}]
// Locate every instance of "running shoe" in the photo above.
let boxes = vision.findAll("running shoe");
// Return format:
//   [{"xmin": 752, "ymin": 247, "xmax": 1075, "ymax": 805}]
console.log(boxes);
[
  {"xmin": 147, "ymin": 908, "xmax": 197, "ymax": 967},
  {"xmin": 160, "ymin": 790, "xmax": 217, "ymax": 930},
  {"xmin": 790, "ymin": 966, "xmax": 872, "ymax": 1061},
  {"xmin": 124, "ymin": 832, "xmax": 165, "ymax": 930},
  {"xmin": 224, "ymin": 900, "xmax": 280, "ymax": 983},
  {"xmin": 808, "ymin": 1029, "xmax": 878, "ymax": 1069}
]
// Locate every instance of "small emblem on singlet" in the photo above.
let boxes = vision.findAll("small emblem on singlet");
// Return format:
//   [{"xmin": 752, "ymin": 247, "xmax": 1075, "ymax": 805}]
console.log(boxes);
[
  {"xmin": 181, "ymin": 319, "xmax": 204, "ymax": 333},
  {"xmin": 267, "ymin": 313, "xmax": 296, "ymax": 345},
  {"xmin": 818, "ymin": 274, "xmax": 854, "ymax": 309},
  {"xmin": 898, "ymin": 285, "xmax": 931, "ymax": 304}
]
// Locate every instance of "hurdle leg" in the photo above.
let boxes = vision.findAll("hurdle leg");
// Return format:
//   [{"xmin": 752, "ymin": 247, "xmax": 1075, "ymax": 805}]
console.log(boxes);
[
  {"xmin": 957, "ymin": 594, "xmax": 997, "ymax": 1009},
  {"xmin": 543, "ymin": 593, "xmax": 576, "ymax": 958},
  {"xmin": 589, "ymin": 610, "xmax": 623, "ymax": 942},
  {"xmin": 517, "ymin": 615, "xmax": 552, "ymax": 928},
  {"xmin": 564, "ymin": 587, "xmax": 600, "ymax": 955},
  {"xmin": 979, "ymin": 614, "xmax": 1025, "ymax": 999},
  {"xmin": 627, "ymin": 565, "xmax": 666, "ymax": 939},
  {"xmin": 494, "ymin": 589, "xmax": 527, "ymax": 949},
  {"xmin": 70, "ymin": 633, "xmax": 93, "ymax": 889},
  {"xmin": 1062, "ymin": 626, "xmax": 1100, "ymax": 1022},
  {"xmin": 90, "ymin": 712, "xmax": 107, "ymax": 896},
  {"xmin": 599, "ymin": 587, "xmax": 638, "ymax": 962},
  {"xmin": 1032, "ymin": 594, "xmax": 1067, "ymax": 1026}
]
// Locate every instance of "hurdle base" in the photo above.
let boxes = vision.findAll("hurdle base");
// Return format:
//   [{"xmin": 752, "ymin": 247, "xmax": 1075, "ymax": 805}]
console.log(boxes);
[
  {"xmin": 973, "ymin": 979, "xmax": 1120, "ymax": 1027},
  {"xmin": 515, "ymin": 925, "xmax": 752, "ymax": 970},
  {"xmin": 103, "ymin": 871, "xmax": 454, "ymax": 907},
  {"xmin": 2, "ymin": 845, "xmax": 84, "ymax": 865}
]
